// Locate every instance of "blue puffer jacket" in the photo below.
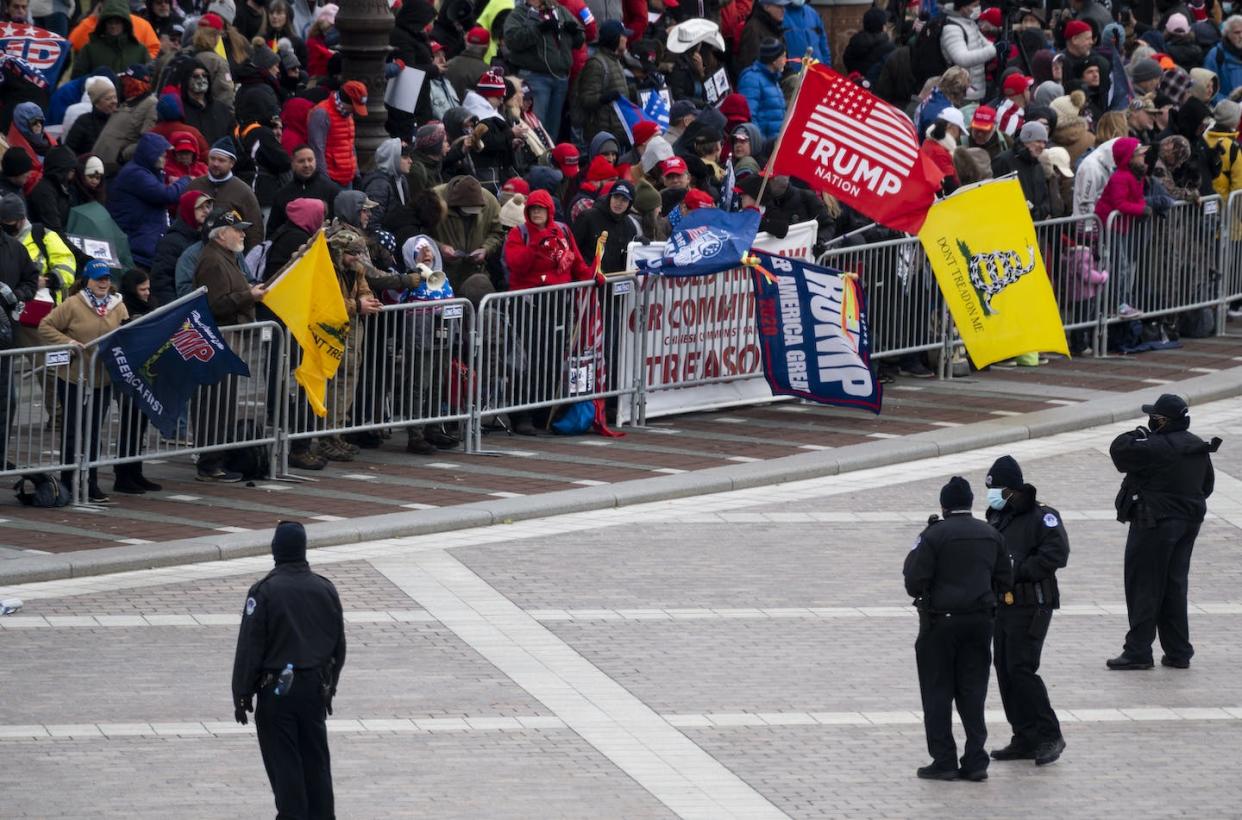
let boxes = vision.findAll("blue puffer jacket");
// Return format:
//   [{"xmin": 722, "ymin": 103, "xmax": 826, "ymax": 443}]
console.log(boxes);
[
  {"xmin": 782, "ymin": 3, "xmax": 831, "ymax": 66},
  {"xmin": 738, "ymin": 62, "xmax": 786, "ymax": 140},
  {"xmin": 107, "ymin": 133, "xmax": 189, "ymax": 268}
]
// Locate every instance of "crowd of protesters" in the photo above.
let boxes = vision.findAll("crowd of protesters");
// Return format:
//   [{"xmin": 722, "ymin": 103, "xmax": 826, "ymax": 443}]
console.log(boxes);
[{"xmin": 0, "ymin": 0, "xmax": 1240, "ymax": 499}]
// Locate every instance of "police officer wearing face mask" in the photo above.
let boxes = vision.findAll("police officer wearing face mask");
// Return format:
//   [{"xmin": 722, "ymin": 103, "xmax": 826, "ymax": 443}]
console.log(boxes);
[
  {"xmin": 905, "ymin": 476, "xmax": 1012, "ymax": 781},
  {"xmin": 984, "ymin": 455, "xmax": 1069, "ymax": 767},
  {"xmin": 233, "ymin": 521, "xmax": 347, "ymax": 819},
  {"xmin": 1108, "ymin": 394, "xmax": 1220, "ymax": 671}
]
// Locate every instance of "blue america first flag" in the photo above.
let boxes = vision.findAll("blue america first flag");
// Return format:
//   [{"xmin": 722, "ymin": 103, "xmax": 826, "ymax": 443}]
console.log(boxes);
[
  {"xmin": 101, "ymin": 293, "xmax": 250, "ymax": 437},
  {"xmin": 0, "ymin": 23, "xmax": 69, "ymax": 86}
]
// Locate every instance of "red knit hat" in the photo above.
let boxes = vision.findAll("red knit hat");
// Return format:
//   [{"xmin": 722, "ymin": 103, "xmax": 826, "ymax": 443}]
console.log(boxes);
[
  {"xmin": 631, "ymin": 120, "xmax": 660, "ymax": 147},
  {"xmin": 978, "ymin": 7, "xmax": 1002, "ymax": 27},
  {"xmin": 1002, "ymin": 74, "xmax": 1034, "ymax": 96},
  {"xmin": 476, "ymin": 69, "xmax": 506, "ymax": 98},
  {"xmin": 1064, "ymin": 19, "xmax": 1092, "ymax": 39},
  {"xmin": 586, "ymin": 155, "xmax": 619, "ymax": 182}
]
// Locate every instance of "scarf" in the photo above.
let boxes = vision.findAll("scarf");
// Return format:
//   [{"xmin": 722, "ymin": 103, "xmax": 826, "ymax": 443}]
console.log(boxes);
[{"xmin": 82, "ymin": 288, "xmax": 109, "ymax": 317}]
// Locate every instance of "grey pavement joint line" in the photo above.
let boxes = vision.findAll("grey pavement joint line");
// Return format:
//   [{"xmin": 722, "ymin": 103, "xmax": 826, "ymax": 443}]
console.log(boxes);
[
  {"xmin": 371, "ymin": 550, "xmax": 788, "ymax": 820},
  {"xmin": 6, "ymin": 602, "xmax": 1242, "ymax": 629},
  {"xmin": 3, "ymin": 706, "xmax": 1240, "ymax": 741}
]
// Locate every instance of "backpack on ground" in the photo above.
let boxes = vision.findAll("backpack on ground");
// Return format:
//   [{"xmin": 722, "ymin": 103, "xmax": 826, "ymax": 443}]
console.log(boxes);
[
  {"xmin": 224, "ymin": 420, "xmax": 271, "ymax": 480},
  {"xmin": 14, "ymin": 473, "xmax": 72, "ymax": 507},
  {"xmin": 910, "ymin": 17, "xmax": 962, "ymax": 88}
]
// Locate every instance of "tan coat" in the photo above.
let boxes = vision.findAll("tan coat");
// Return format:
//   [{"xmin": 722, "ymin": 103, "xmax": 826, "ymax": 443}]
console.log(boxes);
[{"xmin": 38, "ymin": 289, "xmax": 129, "ymax": 384}]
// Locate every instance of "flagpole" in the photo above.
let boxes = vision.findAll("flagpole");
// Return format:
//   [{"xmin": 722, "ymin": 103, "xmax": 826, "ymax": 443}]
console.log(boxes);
[
  {"xmin": 756, "ymin": 48, "xmax": 814, "ymax": 206},
  {"xmin": 85, "ymin": 285, "xmax": 209, "ymax": 351}
]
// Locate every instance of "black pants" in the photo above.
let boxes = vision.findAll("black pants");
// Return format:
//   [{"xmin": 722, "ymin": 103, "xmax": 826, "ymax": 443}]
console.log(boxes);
[
  {"xmin": 58, "ymin": 381, "xmax": 110, "ymax": 490},
  {"xmin": 255, "ymin": 670, "xmax": 335, "ymax": 820},
  {"xmin": 915, "ymin": 611, "xmax": 994, "ymax": 773},
  {"xmin": 994, "ymin": 605, "xmax": 1061, "ymax": 748},
  {"xmin": 1124, "ymin": 518, "xmax": 1199, "ymax": 663},
  {"xmin": 192, "ymin": 373, "xmax": 238, "ymax": 474}
]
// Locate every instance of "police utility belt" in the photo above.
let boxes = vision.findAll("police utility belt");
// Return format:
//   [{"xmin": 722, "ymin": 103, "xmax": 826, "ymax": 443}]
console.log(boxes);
[{"xmin": 1004, "ymin": 577, "xmax": 1057, "ymax": 607}]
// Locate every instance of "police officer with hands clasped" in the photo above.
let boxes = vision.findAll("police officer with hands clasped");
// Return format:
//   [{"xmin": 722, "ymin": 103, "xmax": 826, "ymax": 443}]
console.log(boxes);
[
  {"xmin": 232, "ymin": 521, "xmax": 347, "ymax": 819},
  {"xmin": 905, "ymin": 476, "xmax": 1012, "ymax": 782},
  {"xmin": 984, "ymin": 455, "xmax": 1069, "ymax": 767},
  {"xmin": 1107, "ymin": 394, "xmax": 1220, "ymax": 671}
]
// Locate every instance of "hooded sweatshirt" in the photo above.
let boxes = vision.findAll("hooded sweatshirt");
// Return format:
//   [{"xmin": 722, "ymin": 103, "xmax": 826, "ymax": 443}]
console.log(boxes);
[
  {"xmin": 503, "ymin": 189, "xmax": 592, "ymax": 289},
  {"xmin": 572, "ymin": 182, "xmax": 639, "ymax": 275},
  {"xmin": 265, "ymin": 197, "xmax": 326, "ymax": 279},
  {"xmin": 361, "ymin": 138, "xmax": 409, "ymax": 224},
  {"xmin": 73, "ymin": 0, "xmax": 151, "ymax": 77},
  {"xmin": 107, "ymin": 132, "xmax": 190, "ymax": 266},
  {"xmin": 1072, "ymin": 137, "xmax": 1119, "ymax": 216}
]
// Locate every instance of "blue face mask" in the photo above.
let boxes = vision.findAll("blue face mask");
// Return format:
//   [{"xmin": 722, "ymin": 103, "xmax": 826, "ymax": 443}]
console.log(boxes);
[{"xmin": 987, "ymin": 488, "xmax": 1007, "ymax": 510}]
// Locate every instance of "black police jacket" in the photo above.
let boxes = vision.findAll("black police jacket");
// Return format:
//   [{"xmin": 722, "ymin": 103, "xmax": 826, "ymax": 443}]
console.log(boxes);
[
  {"xmin": 986, "ymin": 485, "xmax": 1069, "ymax": 609},
  {"xmin": 1110, "ymin": 424, "xmax": 1218, "ymax": 524},
  {"xmin": 232, "ymin": 562, "xmax": 347, "ymax": 704},
  {"xmin": 904, "ymin": 512, "xmax": 1012, "ymax": 615}
]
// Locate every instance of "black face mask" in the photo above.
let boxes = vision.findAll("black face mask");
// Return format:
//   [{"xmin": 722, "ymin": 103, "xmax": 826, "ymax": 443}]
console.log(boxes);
[
  {"xmin": 1148, "ymin": 415, "xmax": 1166, "ymax": 432},
  {"xmin": 0, "ymin": 222, "xmax": 19, "ymax": 235}
]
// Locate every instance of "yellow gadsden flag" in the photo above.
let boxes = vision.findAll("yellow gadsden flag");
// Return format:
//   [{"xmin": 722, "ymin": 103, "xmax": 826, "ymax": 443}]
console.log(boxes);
[
  {"xmin": 918, "ymin": 178, "xmax": 1069, "ymax": 369},
  {"xmin": 262, "ymin": 231, "xmax": 349, "ymax": 416}
]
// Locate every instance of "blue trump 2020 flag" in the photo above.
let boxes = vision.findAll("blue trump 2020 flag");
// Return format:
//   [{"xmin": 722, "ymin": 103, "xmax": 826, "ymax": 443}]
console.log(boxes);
[
  {"xmin": 636, "ymin": 208, "xmax": 760, "ymax": 277},
  {"xmin": 101, "ymin": 292, "xmax": 251, "ymax": 437},
  {"xmin": 749, "ymin": 252, "xmax": 882, "ymax": 414}
]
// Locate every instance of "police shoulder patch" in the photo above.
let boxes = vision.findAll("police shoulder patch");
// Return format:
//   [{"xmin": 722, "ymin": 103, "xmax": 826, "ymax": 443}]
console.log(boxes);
[
  {"xmin": 245, "ymin": 596, "xmax": 257, "ymax": 616},
  {"xmin": 1043, "ymin": 513, "xmax": 1059, "ymax": 528}
]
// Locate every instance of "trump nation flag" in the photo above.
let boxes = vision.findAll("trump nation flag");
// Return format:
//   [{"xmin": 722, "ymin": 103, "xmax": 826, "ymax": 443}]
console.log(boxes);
[
  {"xmin": 917, "ymin": 179, "xmax": 1069, "ymax": 369},
  {"xmin": 768, "ymin": 62, "xmax": 944, "ymax": 234}
]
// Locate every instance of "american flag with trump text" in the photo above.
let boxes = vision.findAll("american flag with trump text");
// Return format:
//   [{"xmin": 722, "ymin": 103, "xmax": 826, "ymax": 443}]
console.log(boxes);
[{"xmin": 768, "ymin": 62, "xmax": 945, "ymax": 234}]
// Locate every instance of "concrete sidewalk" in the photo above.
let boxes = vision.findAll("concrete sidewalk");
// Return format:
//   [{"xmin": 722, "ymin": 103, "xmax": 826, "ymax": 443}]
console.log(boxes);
[{"xmin": 3, "ymin": 335, "xmax": 1242, "ymax": 584}]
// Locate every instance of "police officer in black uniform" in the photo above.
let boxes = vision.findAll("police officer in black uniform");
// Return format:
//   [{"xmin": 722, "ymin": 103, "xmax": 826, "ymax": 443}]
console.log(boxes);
[
  {"xmin": 233, "ymin": 521, "xmax": 347, "ymax": 819},
  {"xmin": 984, "ymin": 455, "xmax": 1069, "ymax": 767},
  {"xmin": 1107, "ymin": 394, "xmax": 1219, "ymax": 671},
  {"xmin": 905, "ymin": 476, "xmax": 1013, "ymax": 781}
]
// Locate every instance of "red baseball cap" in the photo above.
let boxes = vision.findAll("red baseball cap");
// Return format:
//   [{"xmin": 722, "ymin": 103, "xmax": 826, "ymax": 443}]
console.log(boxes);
[
  {"xmin": 340, "ymin": 80, "xmax": 368, "ymax": 117},
  {"xmin": 466, "ymin": 26, "xmax": 490, "ymax": 46},
  {"xmin": 171, "ymin": 132, "xmax": 198, "ymax": 153},
  {"xmin": 198, "ymin": 12, "xmax": 224, "ymax": 30},
  {"xmin": 1003, "ymin": 74, "xmax": 1034, "ymax": 96},
  {"xmin": 551, "ymin": 142, "xmax": 580, "ymax": 173},
  {"xmin": 978, "ymin": 7, "xmax": 1002, "ymax": 27},
  {"xmin": 660, "ymin": 156, "xmax": 688, "ymax": 176},
  {"xmin": 682, "ymin": 189, "xmax": 715, "ymax": 210},
  {"xmin": 971, "ymin": 105, "xmax": 997, "ymax": 130},
  {"xmin": 502, "ymin": 176, "xmax": 530, "ymax": 195}
]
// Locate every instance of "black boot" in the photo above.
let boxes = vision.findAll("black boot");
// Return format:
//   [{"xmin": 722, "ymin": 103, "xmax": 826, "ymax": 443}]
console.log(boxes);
[
  {"xmin": 133, "ymin": 463, "xmax": 162, "ymax": 492},
  {"xmin": 112, "ymin": 464, "xmax": 145, "ymax": 495}
]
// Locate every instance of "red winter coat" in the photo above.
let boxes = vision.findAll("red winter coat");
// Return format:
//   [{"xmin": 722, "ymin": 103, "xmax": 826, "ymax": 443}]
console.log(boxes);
[
  {"xmin": 918, "ymin": 137, "xmax": 958, "ymax": 193},
  {"xmin": 1094, "ymin": 138, "xmax": 1146, "ymax": 235},
  {"xmin": 281, "ymin": 97, "xmax": 314, "ymax": 154},
  {"xmin": 504, "ymin": 190, "xmax": 593, "ymax": 290}
]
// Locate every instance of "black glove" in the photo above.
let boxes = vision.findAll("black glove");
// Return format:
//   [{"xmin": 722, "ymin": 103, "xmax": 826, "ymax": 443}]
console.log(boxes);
[
  {"xmin": 601, "ymin": 89, "xmax": 621, "ymax": 103},
  {"xmin": 234, "ymin": 696, "xmax": 253, "ymax": 726},
  {"xmin": 560, "ymin": 19, "xmax": 577, "ymax": 32},
  {"xmin": 538, "ymin": 16, "xmax": 558, "ymax": 32},
  {"xmin": 993, "ymin": 39, "xmax": 1009, "ymax": 57}
]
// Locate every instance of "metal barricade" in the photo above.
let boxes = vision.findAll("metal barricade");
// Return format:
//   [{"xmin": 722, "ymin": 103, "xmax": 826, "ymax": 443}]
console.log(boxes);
[
  {"xmin": 0, "ymin": 342, "xmax": 83, "ymax": 483},
  {"xmin": 1032, "ymin": 213, "xmax": 1106, "ymax": 356},
  {"xmin": 471, "ymin": 277, "xmax": 638, "ymax": 451},
  {"xmin": 1220, "ymin": 189, "xmax": 1242, "ymax": 330},
  {"xmin": 818, "ymin": 235, "xmax": 946, "ymax": 359},
  {"xmin": 282, "ymin": 299, "xmax": 474, "ymax": 466},
  {"xmin": 79, "ymin": 321, "xmax": 284, "ymax": 502},
  {"xmin": 1102, "ymin": 196, "xmax": 1223, "ymax": 351}
]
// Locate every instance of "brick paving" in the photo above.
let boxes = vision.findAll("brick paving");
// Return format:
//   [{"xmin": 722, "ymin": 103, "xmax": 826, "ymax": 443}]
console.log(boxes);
[
  {"xmin": 2, "ymin": 401, "xmax": 1242, "ymax": 816},
  {"xmin": 3, "ymin": 335, "xmax": 1242, "ymax": 554}
]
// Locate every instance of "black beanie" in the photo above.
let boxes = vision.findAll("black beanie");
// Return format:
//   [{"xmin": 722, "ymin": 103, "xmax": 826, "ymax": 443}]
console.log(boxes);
[
  {"xmin": 985, "ymin": 455, "xmax": 1023, "ymax": 490},
  {"xmin": 271, "ymin": 521, "xmax": 307, "ymax": 564},
  {"xmin": 2, "ymin": 147, "xmax": 33, "ymax": 177},
  {"xmin": 939, "ymin": 476, "xmax": 973, "ymax": 510}
]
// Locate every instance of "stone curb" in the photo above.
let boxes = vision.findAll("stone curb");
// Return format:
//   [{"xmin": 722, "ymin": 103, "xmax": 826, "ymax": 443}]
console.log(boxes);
[{"xmin": 4, "ymin": 367, "xmax": 1241, "ymax": 586}]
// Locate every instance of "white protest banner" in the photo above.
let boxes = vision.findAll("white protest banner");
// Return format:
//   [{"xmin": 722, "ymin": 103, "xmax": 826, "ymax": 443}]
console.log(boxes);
[{"xmin": 619, "ymin": 219, "xmax": 818, "ymax": 423}]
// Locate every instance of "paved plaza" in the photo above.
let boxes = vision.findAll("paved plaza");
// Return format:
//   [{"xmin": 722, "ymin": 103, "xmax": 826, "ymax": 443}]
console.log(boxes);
[{"xmin": 2, "ymin": 395, "xmax": 1241, "ymax": 818}]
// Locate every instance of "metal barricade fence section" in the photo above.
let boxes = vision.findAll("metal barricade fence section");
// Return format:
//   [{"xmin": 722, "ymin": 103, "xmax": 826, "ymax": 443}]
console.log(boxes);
[
  {"xmin": 283, "ymin": 299, "xmax": 475, "ymax": 455},
  {"xmin": 0, "ymin": 342, "xmax": 83, "ymax": 483},
  {"xmin": 1103, "ymin": 197, "xmax": 1223, "ymax": 337},
  {"xmin": 1223, "ymin": 189, "xmax": 1242, "ymax": 321},
  {"xmin": 818, "ymin": 236, "xmax": 947, "ymax": 359},
  {"xmin": 82, "ymin": 322, "xmax": 283, "ymax": 492},
  {"xmin": 1032, "ymin": 214, "xmax": 1105, "ymax": 336},
  {"xmin": 472, "ymin": 278, "xmax": 637, "ymax": 448}
]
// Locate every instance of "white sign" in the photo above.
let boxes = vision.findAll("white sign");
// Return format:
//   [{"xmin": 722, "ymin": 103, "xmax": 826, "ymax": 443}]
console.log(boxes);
[
  {"xmin": 705, "ymin": 68, "xmax": 731, "ymax": 107},
  {"xmin": 618, "ymin": 219, "xmax": 819, "ymax": 423},
  {"xmin": 384, "ymin": 67, "xmax": 426, "ymax": 114},
  {"xmin": 66, "ymin": 234, "xmax": 119, "ymax": 267}
]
